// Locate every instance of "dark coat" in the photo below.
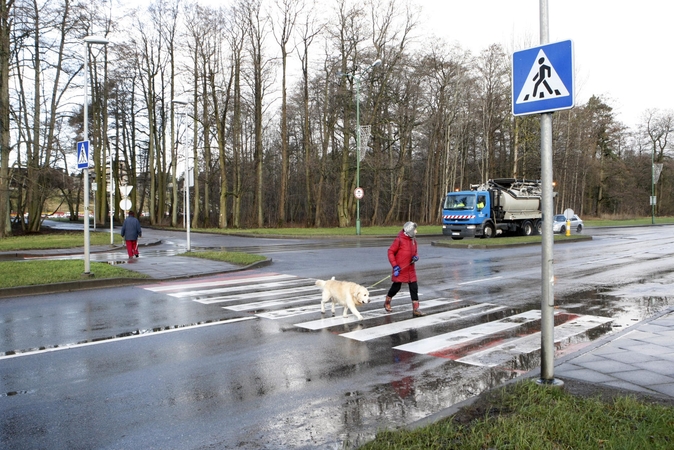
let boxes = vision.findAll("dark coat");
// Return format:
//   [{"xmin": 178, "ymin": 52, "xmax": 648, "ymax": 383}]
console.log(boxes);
[
  {"xmin": 121, "ymin": 215, "xmax": 142, "ymax": 241},
  {"xmin": 387, "ymin": 229, "xmax": 418, "ymax": 283}
]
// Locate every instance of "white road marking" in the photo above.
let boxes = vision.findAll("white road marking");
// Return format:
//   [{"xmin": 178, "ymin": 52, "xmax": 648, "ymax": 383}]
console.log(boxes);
[
  {"xmin": 458, "ymin": 276, "xmax": 503, "ymax": 286},
  {"xmin": 341, "ymin": 303, "xmax": 505, "ymax": 341},
  {"xmin": 294, "ymin": 299, "xmax": 452, "ymax": 330},
  {"xmin": 457, "ymin": 314, "xmax": 613, "ymax": 367},
  {"xmin": 0, "ymin": 317, "xmax": 256, "ymax": 361},
  {"xmin": 143, "ymin": 274, "xmax": 298, "ymax": 293},
  {"xmin": 394, "ymin": 310, "xmax": 542, "ymax": 354}
]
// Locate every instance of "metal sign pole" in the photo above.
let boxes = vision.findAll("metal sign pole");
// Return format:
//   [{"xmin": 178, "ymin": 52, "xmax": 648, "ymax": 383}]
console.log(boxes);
[{"xmin": 538, "ymin": 0, "xmax": 562, "ymax": 386}]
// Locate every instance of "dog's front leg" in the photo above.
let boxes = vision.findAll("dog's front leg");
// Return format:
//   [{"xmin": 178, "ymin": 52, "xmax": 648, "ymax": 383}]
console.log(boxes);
[{"xmin": 344, "ymin": 301, "xmax": 363, "ymax": 320}]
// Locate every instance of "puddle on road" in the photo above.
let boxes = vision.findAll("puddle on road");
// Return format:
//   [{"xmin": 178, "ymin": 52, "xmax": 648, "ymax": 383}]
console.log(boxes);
[{"xmin": 555, "ymin": 287, "xmax": 671, "ymax": 331}]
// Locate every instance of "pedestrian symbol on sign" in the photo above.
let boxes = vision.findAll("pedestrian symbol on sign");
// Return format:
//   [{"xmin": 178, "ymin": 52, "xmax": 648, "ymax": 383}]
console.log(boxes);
[
  {"xmin": 516, "ymin": 49, "xmax": 569, "ymax": 105},
  {"xmin": 77, "ymin": 140, "xmax": 90, "ymax": 169}
]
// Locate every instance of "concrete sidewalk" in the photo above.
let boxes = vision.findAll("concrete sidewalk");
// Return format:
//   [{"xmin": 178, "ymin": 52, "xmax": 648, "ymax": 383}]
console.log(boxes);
[{"xmin": 553, "ymin": 305, "xmax": 674, "ymax": 399}]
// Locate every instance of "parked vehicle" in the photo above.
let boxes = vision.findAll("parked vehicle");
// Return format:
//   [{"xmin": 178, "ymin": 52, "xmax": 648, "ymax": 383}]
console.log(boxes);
[
  {"xmin": 553, "ymin": 214, "xmax": 583, "ymax": 234},
  {"xmin": 442, "ymin": 178, "xmax": 544, "ymax": 239}
]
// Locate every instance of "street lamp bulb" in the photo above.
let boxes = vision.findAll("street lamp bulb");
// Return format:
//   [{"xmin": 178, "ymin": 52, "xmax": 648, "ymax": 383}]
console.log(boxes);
[
  {"xmin": 172, "ymin": 98, "xmax": 189, "ymax": 106},
  {"xmin": 372, "ymin": 59, "xmax": 382, "ymax": 68},
  {"xmin": 84, "ymin": 35, "xmax": 109, "ymax": 45}
]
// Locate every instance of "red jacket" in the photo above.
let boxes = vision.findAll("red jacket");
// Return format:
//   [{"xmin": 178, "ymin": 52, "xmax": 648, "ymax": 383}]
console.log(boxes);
[{"xmin": 388, "ymin": 230, "xmax": 417, "ymax": 283}]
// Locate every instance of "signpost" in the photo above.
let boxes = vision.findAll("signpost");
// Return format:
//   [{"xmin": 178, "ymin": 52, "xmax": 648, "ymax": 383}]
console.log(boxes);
[
  {"xmin": 119, "ymin": 185, "xmax": 133, "ymax": 218},
  {"xmin": 512, "ymin": 3, "xmax": 574, "ymax": 387}
]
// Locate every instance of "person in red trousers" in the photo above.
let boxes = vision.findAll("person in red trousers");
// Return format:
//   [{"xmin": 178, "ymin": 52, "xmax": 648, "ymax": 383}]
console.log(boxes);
[
  {"xmin": 385, "ymin": 221, "xmax": 423, "ymax": 317},
  {"xmin": 120, "ymin": 210, "xmax": 142, "ymax": 258}
]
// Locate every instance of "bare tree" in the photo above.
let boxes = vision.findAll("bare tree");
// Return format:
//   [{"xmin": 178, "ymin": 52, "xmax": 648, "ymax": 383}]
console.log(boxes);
[
  {"xmin": 644, "ymin": 109, "xmax": 674, "ymax": 216},
  {"xmin": 244, "ymin": 0, "xmax": 271, "ymax": 227},
  {"xmin": 0, "ymin": 0, "xmax": 13, "ymax": 237},
  {"xmin": 271, "ymin": 0, "xmax": 301, "ymax": 226}
]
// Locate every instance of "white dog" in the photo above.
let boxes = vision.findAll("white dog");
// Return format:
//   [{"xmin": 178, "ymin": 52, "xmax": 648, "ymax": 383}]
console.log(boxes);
[{"xmin": 315, "ymin": 277, "xmax": 370, "ymax": 320}]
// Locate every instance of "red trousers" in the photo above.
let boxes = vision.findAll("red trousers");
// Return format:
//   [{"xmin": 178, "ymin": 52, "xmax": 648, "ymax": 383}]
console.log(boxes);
[{"xmin": 125, "ymin": 240, "xmax": 139, "ymax": 257}]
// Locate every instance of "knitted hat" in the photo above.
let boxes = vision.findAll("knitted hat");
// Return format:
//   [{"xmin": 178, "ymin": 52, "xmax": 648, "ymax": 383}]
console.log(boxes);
[{"xmin": 403, "ymin": 221, "xmax": 417, "ymax": 237}]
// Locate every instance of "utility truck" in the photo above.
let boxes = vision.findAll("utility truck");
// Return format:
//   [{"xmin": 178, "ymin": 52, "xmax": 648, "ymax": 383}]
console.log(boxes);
[{"xmin": 442, "ymin": 178, "xmax": 544, "ymax": 239}]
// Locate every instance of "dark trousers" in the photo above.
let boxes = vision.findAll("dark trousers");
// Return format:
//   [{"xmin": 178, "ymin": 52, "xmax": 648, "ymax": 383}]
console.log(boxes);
[{"xmin": 387, "ymin": 281, "xmax": 419, "ymax": 301}]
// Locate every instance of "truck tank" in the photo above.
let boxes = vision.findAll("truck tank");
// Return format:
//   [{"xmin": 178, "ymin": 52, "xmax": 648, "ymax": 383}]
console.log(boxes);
[{"xmin": 478, "ymin": 179, "xmax": 542, "ymax": 218}]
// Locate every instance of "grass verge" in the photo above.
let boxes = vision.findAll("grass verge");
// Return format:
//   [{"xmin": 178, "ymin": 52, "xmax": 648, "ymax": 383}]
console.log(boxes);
[
  {"xmin": 0, "ymin": 260, "xmax": 148, "ymax": 288},
  {"xmin": 585, "ymin": 216, "xmax": 674, "ymax": 227},
  {"xmin": 360, "ymin": 380, "xmax": 674, "ymax": 449},
  {"xmin": 182, "ymin": 250, "xmax": 267, "ymax": 266},
  {"xmin": 0, "ymin": 231, "xmax": 122, "ymax": 251}
]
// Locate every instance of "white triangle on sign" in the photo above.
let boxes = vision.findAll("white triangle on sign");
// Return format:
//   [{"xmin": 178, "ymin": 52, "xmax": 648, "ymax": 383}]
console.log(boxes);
[
  {"xmin": 119, "ymin": 185, "xmax": 133, "ymax": 197},
  {"xmin": 77, "ymin": 143, "xmax": 88, "ymax": 165},
  {"xmin": 516, "ymin": 49, "xmax": 569, "ymax": 104}
]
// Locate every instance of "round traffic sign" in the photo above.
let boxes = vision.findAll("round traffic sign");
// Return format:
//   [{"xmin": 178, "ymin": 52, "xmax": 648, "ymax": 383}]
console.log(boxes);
[
  {"xmin": 120, "ymin": 198, "xmax": 132, "ymax": 211},
  {"xmin": 354, "ymin": 187, "xmax": 364, "ymax": 199},
  {"xmin": 563, "ymin": 208, "xmax": 574, "ymax": 220}
]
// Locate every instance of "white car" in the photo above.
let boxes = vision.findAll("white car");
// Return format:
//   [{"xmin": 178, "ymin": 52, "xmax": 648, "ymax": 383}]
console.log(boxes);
[{"xmin": 552, "ymin": 214, "xmax": 583, "ymax": 234}]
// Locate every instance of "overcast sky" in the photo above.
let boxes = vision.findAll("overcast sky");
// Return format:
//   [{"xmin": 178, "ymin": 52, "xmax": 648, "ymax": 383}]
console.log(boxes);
[{"xmin": 417, "ymin": 0, "xmax": 671, "ymax": 129}]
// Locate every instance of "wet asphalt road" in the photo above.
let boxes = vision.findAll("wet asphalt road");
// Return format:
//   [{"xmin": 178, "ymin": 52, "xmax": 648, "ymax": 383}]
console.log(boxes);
[{"xmin": 1, "ymin": 225, "xmax": 674, "ymax": 448}]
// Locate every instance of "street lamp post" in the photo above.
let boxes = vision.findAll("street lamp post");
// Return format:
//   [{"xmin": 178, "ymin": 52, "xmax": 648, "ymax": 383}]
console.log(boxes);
[
  {"xmin": 651, "ymin": 145, "xmax": 655, "ymax": 225},
  {"xmin": 107, "ymin": 134, "xmax": 116, "ymax": 244},
  {"xmin": 172, "ymin": 98, "xmax": 190, "ymax": 251},
  {"xmin": 348, "ymin": 59, "xmax": 381, "ymax": 235},
  {"xmin": 82, "ymin": 35, "xmax": 109, "ymax": 274}
]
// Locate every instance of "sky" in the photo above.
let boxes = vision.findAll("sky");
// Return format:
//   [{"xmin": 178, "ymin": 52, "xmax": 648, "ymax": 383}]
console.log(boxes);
[{"xmin": 416, "ymin": 0, "xmax": 672, "ymax": 129}]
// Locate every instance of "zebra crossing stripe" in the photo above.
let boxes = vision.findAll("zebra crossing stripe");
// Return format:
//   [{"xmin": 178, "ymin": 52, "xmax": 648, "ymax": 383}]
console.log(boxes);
[
  {"xmin": 294, "ymin": 299, "xmax": 452, "ymax": 330},
  {"xmin": 255, "ymin": 289, "xmax": 387, "ymax": 320},
  {"xmin": 340, "ymin": 303, "xmax": 504, "ymax": 341},
  {"xmin": 457, "ymin": 314, "xmax": 613, "ymax": 367},
  {"xmin": 207, "ymin": 286, "xmax": 316, "ymax": 311},
  {"xmin": 257, "ymin": 303, "xmax": 325, "ymax": 319},
  {"xmin": 143, "ymin": 274, "xmax": 298, "ymax": 293},
  {"xmin": 394, "ymin": 310, "xmax": 542, "ymax": 354},
  {"xmin": 170, "ymin": 280, "xmax": 315, "ymax": 300},
  {"xmin": 224, "ymin": 290, "xmax": 320, "ymax": 311}
]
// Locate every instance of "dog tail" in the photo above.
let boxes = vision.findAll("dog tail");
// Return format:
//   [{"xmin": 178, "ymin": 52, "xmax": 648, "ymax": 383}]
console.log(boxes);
[{"xmin": 315, "ymin": 276, "xmax": 336, "ymax": 288}]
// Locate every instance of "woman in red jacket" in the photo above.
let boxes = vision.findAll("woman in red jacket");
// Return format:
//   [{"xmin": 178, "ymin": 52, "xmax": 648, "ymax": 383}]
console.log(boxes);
[{"xmin": 385, "ymin": 221, "xmax": 423, "ymax": 317}]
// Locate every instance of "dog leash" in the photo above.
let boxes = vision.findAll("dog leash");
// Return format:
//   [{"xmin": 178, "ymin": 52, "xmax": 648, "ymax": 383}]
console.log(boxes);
[
  {"xmin": 367, "ymin": 260, "xmax": 416, "ymax": 289},
  {"xmin": 368, "ymin": 274, "xmax": 391, "ymax": 289}
]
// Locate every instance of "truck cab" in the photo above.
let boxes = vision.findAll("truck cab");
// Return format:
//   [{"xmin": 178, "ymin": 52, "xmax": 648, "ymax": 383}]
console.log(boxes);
[{"xmin": 442, "ymin": 191, "xmax": 491, "ymax": 239}]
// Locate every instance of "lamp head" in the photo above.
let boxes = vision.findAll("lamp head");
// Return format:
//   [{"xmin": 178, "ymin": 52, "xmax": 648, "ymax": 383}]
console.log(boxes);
[{"xmin": 84, "ymin": 36, "xmax": 109, "ymax": 45}]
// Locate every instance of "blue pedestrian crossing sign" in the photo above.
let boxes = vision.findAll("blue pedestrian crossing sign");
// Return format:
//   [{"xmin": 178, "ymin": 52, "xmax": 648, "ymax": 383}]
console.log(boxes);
[
  {"xmin": 77, "ymin": 140, "xmax": 90, "ymax": 170},
  {"xmin": 512, "ymin": 40, "xmax": 574, "ymax": 116}
]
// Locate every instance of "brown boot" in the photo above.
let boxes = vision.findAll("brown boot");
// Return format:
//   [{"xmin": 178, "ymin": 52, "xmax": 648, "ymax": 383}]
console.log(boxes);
[
  {"xmin": 384, "ymin": 296, "xmax": 392, "ymax": 313},
  {"xmin": 412, "ymin": 301, "xmax": 424, "ymax": 317}
]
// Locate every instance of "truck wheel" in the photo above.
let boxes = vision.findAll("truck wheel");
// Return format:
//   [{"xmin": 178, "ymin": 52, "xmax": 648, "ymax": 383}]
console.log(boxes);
[
  {"xmin": 521, "ymin": 220, "xmax": 534, "ymax": 236},
  {"xmin": 534, "ymin": 220, "xmax": 542, "ymax": 235},
  {"xmin": 482, "ymin": 223, "xmax": 495, "ymax": 239}
]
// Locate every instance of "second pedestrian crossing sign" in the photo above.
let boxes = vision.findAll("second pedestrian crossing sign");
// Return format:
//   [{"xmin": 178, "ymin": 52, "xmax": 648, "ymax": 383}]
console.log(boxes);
[
  {"xmin": 77, "ymin": 140, "xmax": 90, "ymax": 170},
  {"xmin": 512, "ymin": 40, "xmax": 574, "ymax": 116}
]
